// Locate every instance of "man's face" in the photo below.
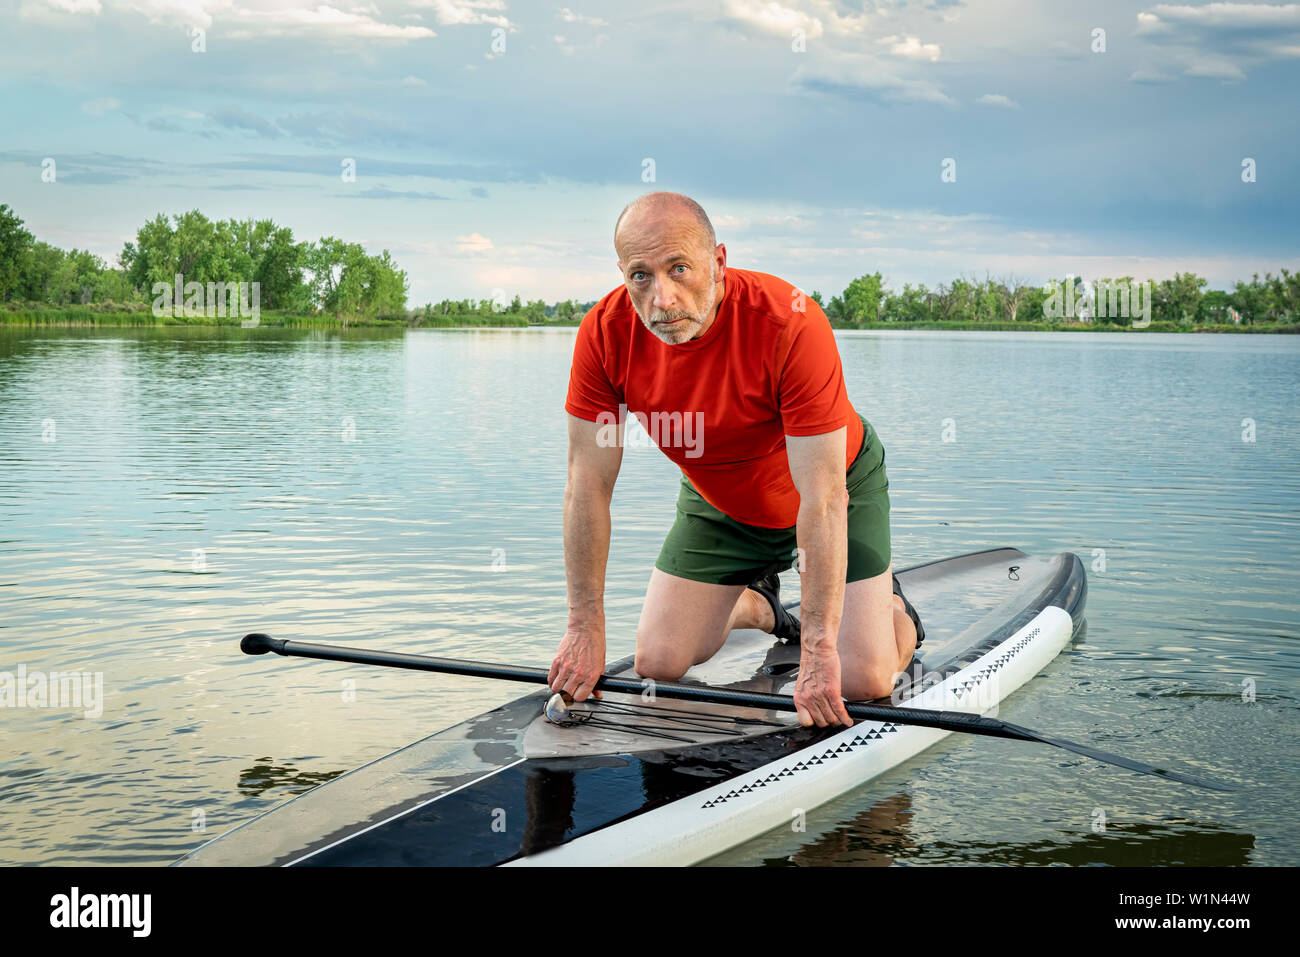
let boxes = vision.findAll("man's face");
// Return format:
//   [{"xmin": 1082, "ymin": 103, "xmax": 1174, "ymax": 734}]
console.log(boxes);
[{"xmin": 616, "ymin": 216, "xmax": 723, "ymax": 345}]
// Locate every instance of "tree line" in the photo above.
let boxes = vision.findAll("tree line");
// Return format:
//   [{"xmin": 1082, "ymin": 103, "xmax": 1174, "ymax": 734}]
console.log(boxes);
[
  {"xmin": 3, "ymin": 202, "xmax": 1295, "ymax": 328},
  {"xmin": 812, "ymin": 271, "xmax": 1300, "ymax": 328},
  {"xmin": 0, "ymin": 204, "xmax": 408, "ymax": 321},
  {"xmin": 416, "ymin": 295, "xmax": 594, "ymax": 325}
]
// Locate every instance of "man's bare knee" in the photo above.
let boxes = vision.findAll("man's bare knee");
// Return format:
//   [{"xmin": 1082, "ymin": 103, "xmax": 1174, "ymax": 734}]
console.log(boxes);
[
  {"xmin": 842, "ymin": 667, "xmax": 902, "ymax": 702},
  {"xmin": 634, "ymin": 652, "xmax": 689, "ymax": 682},
  {"xmin": 634, "ymin": 629, "xmax": 691, "ymax": 681}
]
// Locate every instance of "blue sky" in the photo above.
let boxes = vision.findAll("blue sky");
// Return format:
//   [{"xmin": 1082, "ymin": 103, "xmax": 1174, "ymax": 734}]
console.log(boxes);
[{"xmin": 1, "ymin": 0, "xmax": 1296, "ymax": 306}]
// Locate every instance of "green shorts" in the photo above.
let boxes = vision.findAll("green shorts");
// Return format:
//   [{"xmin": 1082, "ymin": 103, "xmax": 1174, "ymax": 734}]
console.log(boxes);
[{"xmin": 654, "ymin": 414, "xmax": 891, "ymax": 586}]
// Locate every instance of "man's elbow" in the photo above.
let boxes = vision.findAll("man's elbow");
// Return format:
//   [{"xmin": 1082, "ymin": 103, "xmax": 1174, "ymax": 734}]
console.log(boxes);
[
  {"xmin": 566, "ymin": 468, "xmax": 616, "ymax": 507},
  {"xmin": 798, "ymin": 483, "xmax": 849, "ymax": 517}
]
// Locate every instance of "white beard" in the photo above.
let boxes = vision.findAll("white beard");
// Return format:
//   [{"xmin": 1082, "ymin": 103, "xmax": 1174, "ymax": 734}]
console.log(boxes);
[{"xmin": 642, "ymin": 272, "xmax": 718, "ymax": 345}]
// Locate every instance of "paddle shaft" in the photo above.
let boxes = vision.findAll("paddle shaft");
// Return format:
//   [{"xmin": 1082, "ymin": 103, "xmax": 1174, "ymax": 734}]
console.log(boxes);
[
  {"xmin": 239, "ymin": 633, "xmax": 1236, "ymax": 792},
  {"xmin": 242, "ymin": 633, "xmax": 1025, "ymax": 739}
]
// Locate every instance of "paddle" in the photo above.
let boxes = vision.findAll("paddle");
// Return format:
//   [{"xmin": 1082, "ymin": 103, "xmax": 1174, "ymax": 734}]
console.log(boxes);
[{"xmin": 240, "ymin": 633, "xmax": 1237, "ymax": 793}]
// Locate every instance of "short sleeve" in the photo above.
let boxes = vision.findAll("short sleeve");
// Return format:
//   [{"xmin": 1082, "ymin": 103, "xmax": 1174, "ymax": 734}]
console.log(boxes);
[
  {"xmin": 564, "ymin": 308, "xmax": 624, "ymax": 421},
  {"xmin": 777, "ymin": 301, "xmax": 849, "ymax": 436}
]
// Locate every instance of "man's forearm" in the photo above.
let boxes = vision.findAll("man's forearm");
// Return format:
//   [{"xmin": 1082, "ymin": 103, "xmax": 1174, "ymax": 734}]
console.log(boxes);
[
  {"xmin": 563, "ymin": 481, "xmax": 612, "ymax": 629},
  {"xmin": 795, "ymin": 489, "xmax": 848, "ymax": 653}
]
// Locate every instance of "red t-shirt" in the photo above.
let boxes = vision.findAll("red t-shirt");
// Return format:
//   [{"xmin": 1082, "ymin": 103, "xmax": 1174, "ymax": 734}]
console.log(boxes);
[{"xmin": 564, "ymin": 267, "xmax": 863, "ymax": 529}]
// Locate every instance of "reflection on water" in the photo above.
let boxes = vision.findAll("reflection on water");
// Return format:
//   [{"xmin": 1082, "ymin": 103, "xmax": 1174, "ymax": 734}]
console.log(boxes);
[
  {"xmin": 736, "ymin": 797, "xmax": 1256, "ymax": 867},
  {"xmin": 0, "ymin": 326, "xmax": 1296, "ymax": 865},
  {"xmin": 236, "ymin": 759, "xmax": 347, "ymax": 799}
]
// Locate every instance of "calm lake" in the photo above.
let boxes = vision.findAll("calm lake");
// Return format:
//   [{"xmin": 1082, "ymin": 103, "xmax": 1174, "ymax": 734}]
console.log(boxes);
[{"xmin": 1, "ymin": 326, "xmax": 1297, "ymax": 866}]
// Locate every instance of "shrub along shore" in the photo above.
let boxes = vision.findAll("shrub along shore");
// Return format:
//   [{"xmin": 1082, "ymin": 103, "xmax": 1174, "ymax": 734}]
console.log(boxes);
[
  {"xmin": 3, "ymin": 304, "xmax": 1294, "ymax": 333},
  {"xmin": 2, "ymin": 203, "xmax": 1295, "ymax": 333}
]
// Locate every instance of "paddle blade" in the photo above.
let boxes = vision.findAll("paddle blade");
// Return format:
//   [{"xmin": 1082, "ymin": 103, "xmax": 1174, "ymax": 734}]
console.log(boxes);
[{"xmin": 1009, "ymin": 724, "xmax": 1238, "ymax": 793}]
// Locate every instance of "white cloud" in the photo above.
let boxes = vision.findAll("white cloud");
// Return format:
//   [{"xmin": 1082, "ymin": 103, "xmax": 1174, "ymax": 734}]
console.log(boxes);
[
  {"xmin": 1130, "ymin": 68, "xmax": 1176, "ymax": 83},
  {"xmin": 879, "ymin": 34, "xmax": 941, "ymax": 62},
  {"xmin": 19, "ymin": 0, "xmax": 101, "ymax": 22},
  {"xmin": 224, "ymin": 4, "xmax": 436, "ymax": 39},
  {"xmin": 458, "ymin": 232, "xmax": 494, "ymax": 252},
  {"xmin": 27, "ymin": 0, "xmax": 438, "ymax": 37},
  {"xmin": 1183, "ymin": 57, "xmax": 1247, "ymax": 80},
  {"xmin": 721, "ymin": 0, "xmax": 873, "ymax": 38},
  {"xmin": 825, "ymin": 6, "xmax": 869, "ymax": 36},
  {"xmin": 722, "ymin": 0, "xmax": 824, "ymax": 39},
  {"xmin": 410, "ymin": 0, "xmax": 513, "ymax": 29},
  {"xmin": 39, "ymin": 0, "xmax": 102, "ymax": 11},
  {"xmin": 1135, "ymin": 2, "xmax": 1300, "ymax": 76},
  {"xmin": 975, "ymin": 93, "xmax": 1019, "ymax": 108},
  {"xmin": 792, "ymin": 51, "xmax": 954, "ymax": 106},
  {"xmin": 1145, "ymin": 3, "xmax": 1300, "ymax": 32},
  {"xmin": 1135, "ymin": 11, "xmax": 1173, "ymax": 37},
  {"xmin": 401, "ymin": 75, "xmax": 428, "ymax": 86},
  {"xmin": 558, "ymin": 7, "xmax": 606, "ymax": 27},
  {"xmin": 115, "ymin": 0, "xmax": 213, "ymax": 26}
]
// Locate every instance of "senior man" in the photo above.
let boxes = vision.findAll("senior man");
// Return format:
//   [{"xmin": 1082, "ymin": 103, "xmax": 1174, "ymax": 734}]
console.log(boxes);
[{"xmin": 548, "ymin": 192, "xmax": 924, "ymax": 727}]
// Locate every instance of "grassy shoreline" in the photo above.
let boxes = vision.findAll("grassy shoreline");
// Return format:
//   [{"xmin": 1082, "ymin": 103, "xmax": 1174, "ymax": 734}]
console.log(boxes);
[
  {"xmin": 0, "ymin": 305, "xmax": 578, "ymax": 328},
  {"xmin": 831, "ymin": 319, "xmax": 1300, "ymax": 333},
  {"xmin": 1, "ymin": 306, "xmax": 1295, "ymax": 334}
]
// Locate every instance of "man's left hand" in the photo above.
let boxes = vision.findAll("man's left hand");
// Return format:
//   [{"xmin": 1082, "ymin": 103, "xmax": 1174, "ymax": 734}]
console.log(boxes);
[{"xmin": 793, "ymin": 647, "xmax": 853, "ymax": 727}]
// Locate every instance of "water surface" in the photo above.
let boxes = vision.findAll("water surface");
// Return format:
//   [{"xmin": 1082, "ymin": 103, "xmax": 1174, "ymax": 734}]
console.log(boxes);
[{"xmin": 1, "ymin": 326, "xmax": 1295, "ymax": 865}]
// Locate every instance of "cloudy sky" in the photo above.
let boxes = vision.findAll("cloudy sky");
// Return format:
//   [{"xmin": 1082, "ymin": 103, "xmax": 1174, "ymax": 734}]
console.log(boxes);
[{"xmin": 1, "ymin": 0, "xmax": 1296, "ymax": 306}]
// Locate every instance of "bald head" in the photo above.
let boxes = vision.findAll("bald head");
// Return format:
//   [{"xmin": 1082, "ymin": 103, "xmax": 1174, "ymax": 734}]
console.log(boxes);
[
  {"xmin": 613, "ymin": 191, "xmax": 726, "ymax": 345},
  {"xmin": 614, "ymin": 191, "xmax": 716, "ymax": 253}
]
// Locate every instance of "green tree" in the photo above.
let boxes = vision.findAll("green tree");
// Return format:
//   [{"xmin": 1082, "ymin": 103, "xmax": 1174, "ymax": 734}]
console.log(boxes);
[
  {"xmin": 1155, "ymin": 272, "xmax": 1206, "ymax": 326},
  {"xmin": 324, "ymin": 244, "xmax": 408, "ymax": 323},
  {"xmin": 1021, "ymin": 283, "xmax": 1048, "ymax": 324},
  {"xmin": 304, "ymin": 237, "xmax": 347, "ymax": 311},
  {"xmin": 523, "ymin": 298, "xmax": 548, "ymax": 323},
  {"xmin": 93, "ymin": 265, "xmax": 135, "ymax": 304},
  {"xmin": 121, "ymin": 213, "xmax": 173, "ymax": 293},
  {"xmin": 366, "ymin": 249, "xmax": 408, "ymax": 316},
  {"xmin": 973, "ymin": 275, "xmax": 1002, "ymax": 322},
  {"xmin": 1197, "ymin": 289, "xmax": 1232, "ymax": 325},
  {"xmin": 880, "ymin": 283, "xmax": 931, "ymax": 323},
  {"xmin": 1229, "ymin": 275, "xmax": 1269, "ymax": 325},
  {"xmin": 999, "ymin": 277, "xmax": 1033, "ymax": 323},
  {"xmin": 1275, "ymin": 268, "xmax": 1300, "ymax": 323},
  {"xmin": 331, "ymin": 243, "xmax": 371, "ymax": 322},
  {"xmin": 172, "ymin": 209, "xmax": 229, "ymax": 284},
  {"xmin": 1259, "ymin": 269, "xmax": 1299, "ymax": 323},
  {"xmin": 935, "ymin": 279, "xmax": 976, "ymax": 322},
  {"xmin": 0, "ymin": 204, "xmax": 35, "ymax": 301},
  {"xmin": 253, "ymin": 226, "xmax": 306, "ymax": 310},
  {"xmin": 19, "ymin": 241, "xmax": 64, "ymax": 302},
  {"xmin": 841, "ymin": 272, "xmax": 884, "ymax": 326}
]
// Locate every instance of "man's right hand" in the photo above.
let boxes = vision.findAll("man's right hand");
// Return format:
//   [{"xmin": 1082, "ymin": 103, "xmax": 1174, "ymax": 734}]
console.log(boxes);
[{"xmin": 548, "ymin": 624, "xmax": 607, "ymax": 702}]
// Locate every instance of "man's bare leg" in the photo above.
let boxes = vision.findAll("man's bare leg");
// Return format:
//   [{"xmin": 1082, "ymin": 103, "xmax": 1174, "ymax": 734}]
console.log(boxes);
[
  {"xmin": 635, "ymin": 569, "xmax": 770, "ymax": 680},
  {"xmin": 836, "ymin": 563, "xmax": 917, "ymax": 701},
  {"xmin": 636, "ymin": 565, "xmax": 914, "ymax": 699}
]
